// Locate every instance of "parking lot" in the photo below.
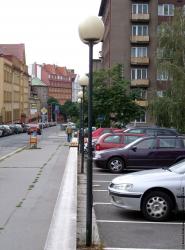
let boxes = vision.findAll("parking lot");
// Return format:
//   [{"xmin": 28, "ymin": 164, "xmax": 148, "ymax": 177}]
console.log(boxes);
[{"xmin": 93, "ymin": 166, "xmax": 185, "ymax": 249}]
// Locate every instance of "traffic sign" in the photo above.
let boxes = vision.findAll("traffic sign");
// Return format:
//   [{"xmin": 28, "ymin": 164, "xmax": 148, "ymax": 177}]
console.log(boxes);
[{"xmin": 41, "ymin": 107, "xmax": 47, "ymax": 114}]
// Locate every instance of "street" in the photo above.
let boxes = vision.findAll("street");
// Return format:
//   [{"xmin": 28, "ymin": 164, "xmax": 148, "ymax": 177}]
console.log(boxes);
[
  {"xmin": 0, "ymin": 126, "xmax": 70, "ymax": 250},
  {"xmin": 93, "ymin": 167, "xmax": 185, "ymax": 249}
]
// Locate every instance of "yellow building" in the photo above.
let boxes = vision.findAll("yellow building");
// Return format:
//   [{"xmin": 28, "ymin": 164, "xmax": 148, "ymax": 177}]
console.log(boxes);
[{"xmin": 0, "ymin": 44, "xmax": 29, "ymax": 124}]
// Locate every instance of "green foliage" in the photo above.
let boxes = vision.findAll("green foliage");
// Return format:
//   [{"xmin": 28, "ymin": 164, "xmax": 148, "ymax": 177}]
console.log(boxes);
[
  {"xmin": 151, "ymin": 8, "xmax": 185, "ymax": 132},
  {"xmin": 61, "ymin": 100, "xmax": 79, "ymax": 123},
  {"xmin": 93, "ymin": 64, "xmax": 143, "ymax": 127},
  {"xmin": 47, "ymin": 97, "xmax": 59, "ymax": 105}
]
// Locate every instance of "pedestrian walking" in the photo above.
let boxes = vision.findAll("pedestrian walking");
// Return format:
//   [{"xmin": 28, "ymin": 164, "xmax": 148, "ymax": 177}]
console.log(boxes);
[{"xmin": 66, "ymin": 125, "xmax": 73, "ymax": 142}]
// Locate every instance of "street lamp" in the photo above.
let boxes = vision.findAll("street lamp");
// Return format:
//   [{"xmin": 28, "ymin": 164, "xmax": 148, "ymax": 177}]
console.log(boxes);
[
  {"xmin": 78, "ymin": 16, "xmax": 104, "ymax": 246},
  {"xmin": 79, "ymin": 75, "xmax": 89, "ymax": 174}
]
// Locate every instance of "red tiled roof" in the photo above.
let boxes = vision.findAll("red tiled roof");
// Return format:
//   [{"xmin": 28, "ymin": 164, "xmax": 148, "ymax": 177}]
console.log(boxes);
[
  {"xmin": 0, "ymin": 44, "xmax": 26, "ymax": 63},
  {"xmin": 42, "ymin": 64, "xmax": 73, "ymax": 76}
]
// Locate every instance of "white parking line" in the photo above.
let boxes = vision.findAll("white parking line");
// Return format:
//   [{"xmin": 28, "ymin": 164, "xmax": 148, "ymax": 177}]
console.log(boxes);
[
  {"xmin": 104, "ymin": 248, "xmax": 178, "ymax": 250},
  {"xmin": 93, "ymin": 189, "xmax": 107, "ymax": 192},
  {"xmin": 96, "ymin": 219, "xmax": 184, "ymax": 225},
  {"xmin": 94, "ymin": 173, "xmax": 120, "ymax": 176},
  {"xmin": 93, "ymin": 180, "xmax": 110, "ymax": 183},
  {"xmin": 94, "ymin": 202, "xmax": 111, "ymax": 205}
]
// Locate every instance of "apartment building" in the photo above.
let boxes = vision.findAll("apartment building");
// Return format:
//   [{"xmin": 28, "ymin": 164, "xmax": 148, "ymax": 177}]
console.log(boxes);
[
  {"xmin": 99, "ymin": 0, "xmax": 185, "ymax": 124},
  {"xmin": 0, "ymin": 44, "xmax": 29, "ymax": 124},
  {"xmin": 30, "ymin": 63, "xmax": 76, "ymax": 105}
]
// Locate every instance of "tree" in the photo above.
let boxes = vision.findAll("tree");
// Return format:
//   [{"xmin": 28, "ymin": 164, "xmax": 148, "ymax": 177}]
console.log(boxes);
[
  {"xmin": 61, "ymin": 100, "xmax": 79, "ymax": 123},
  {"xmin": 150, "ymin": 8, "xmax": 185, "ymax": 132},
  {"xmin": 47, "ymin": 97, "xmax": 61, "ymax": 122},
  {"xmin": 93, "ymin": 64, "xmax": 143, "ymax": 127}
]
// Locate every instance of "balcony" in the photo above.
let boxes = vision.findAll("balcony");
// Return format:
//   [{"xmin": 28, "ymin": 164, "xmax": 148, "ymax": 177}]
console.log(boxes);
[
  {"xmin": 135, "ymin": 100, "xmax": 148, "ymax": 107},
  {"xmin": 131, "ymin": 79, "xmax": 149, "ymax": 87},
  {"xmin": 131, "ymin": 35, "xmax": 149, "ymax": 43},
  {"xmin": 131, "ymin": 13, "xmax": 150, "ymax": 22},
  {"xmin": 131, "ymin": 57, "xmax": 149, "ymax": 65}
]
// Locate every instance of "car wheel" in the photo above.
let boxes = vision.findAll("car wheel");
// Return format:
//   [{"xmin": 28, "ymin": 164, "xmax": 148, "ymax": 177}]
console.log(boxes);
[
  {"xmin": 141, "ymin": 191, "xmax": 173, "ymax": 221},
  {"xmin": 107, "ymin": 157, "xmax": 124, "ymax": 173}
]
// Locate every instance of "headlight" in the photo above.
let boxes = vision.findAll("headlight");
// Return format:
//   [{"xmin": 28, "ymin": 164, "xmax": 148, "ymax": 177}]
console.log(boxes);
[
  {"xmin": 94, "ymin": 153, "xmax": 102, "ymax": 159},
  {"xmin": 112, "ymin": 183, "xmax": 133, "ymax": 191}
]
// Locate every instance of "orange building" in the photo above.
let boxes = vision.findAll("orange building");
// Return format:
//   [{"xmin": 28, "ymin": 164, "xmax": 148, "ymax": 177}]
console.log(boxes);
[{"xmin": 30, "ymin": 63, "xmax": 76, "ymax": 105}]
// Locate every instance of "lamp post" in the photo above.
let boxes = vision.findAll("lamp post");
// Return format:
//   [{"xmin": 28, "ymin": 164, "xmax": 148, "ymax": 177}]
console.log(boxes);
[
  {"xmin": 79, "ymin": 75, "xmax": 89, "ymax": 174},
  {"xmin": 78, "ymin": 91, "xmax": 83, "ymax": 156},
  {"xmin": 78, "ymin": 16, "xmax": 104, "ymax": 246}
]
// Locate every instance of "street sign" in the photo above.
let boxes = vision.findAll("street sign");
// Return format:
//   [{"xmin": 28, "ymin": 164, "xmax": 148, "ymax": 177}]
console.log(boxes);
[{"xmin": 41, "ymin": 107, "xmax": 47, "ymax": 114}]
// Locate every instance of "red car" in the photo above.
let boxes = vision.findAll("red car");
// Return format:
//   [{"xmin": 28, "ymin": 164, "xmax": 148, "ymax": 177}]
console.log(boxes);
[
  {"xmin": 95, "ymin": 132, "xmax": 145, "ymax": 151},
  {"xmin": 27, "ymin": 123, "xmax": 42, "ymax": 135},
  {"xmin": 92, "ymin": 127, "xmax": 123, "ymax": 141}
]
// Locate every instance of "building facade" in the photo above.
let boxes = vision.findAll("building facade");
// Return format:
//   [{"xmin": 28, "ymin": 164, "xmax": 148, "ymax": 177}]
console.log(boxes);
[
  {"xmin": 99, "ymin": 0, "xmax": 185, "ymax": 124},
  {"xmin": 0, "ymin": 44, "xmax": 29, "ymax": 124},
  {"xmin": 30, "ymin": 63, "xmax": 76, "ymax": 105}
]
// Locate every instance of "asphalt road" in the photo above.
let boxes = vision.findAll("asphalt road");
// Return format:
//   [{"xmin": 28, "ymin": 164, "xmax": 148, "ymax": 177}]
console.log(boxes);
[{"xmin": 93, "ymin": 167, "xmax": 185, "ymax": 249}]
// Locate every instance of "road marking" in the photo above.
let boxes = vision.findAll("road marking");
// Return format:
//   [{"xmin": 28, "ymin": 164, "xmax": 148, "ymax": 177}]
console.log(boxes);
[
  {"xmin": 94, "ymin": 173, "xmax": 120, "ymax": 176},
  {"xmin": 93, "ymin": 189, "xmax": 107, "ymax": 192},
  {"xmin": 104, "ymin": 248, "xmax": 177, "ymax": 250},
  {"xmin": 0, "ymin": 146, "xmax": 27, "ymax": 162},
  {"xmin": 96, "ymin": 219, "xmax": 184, "ymax": 225},
  {"xmin": 94, "ymin": 202, "xmax": 112, "ymax": 205},
  {"xmin": 93, "ymin": 180, "xmax": 110, "ymax": 183}
]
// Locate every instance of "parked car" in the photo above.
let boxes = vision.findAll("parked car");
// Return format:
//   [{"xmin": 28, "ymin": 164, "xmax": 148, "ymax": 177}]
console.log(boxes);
[
  {"xmin": 0, "ymin": 129, "xmax": 3, "ymax": 137},
  {"xmin": 27, "ymin": 124, "xmax": 42, "ymax": 135},
  {"xmin": 93, "ymin": 136, "xmax": 185, "ymax": 173},
  {"xmin": 84, "ymin": 127, "xmax": 123, "ymax": 153},
  {"xmin": 92, "ymin": 127, "xmax": 123, "ymax": 140},
  {"xmin": 14, "ymin": 124, "xmax": 24, "ymax": 133},
  {"xmin": 95, "ymin": 132, "xmax": 145, "ymax": 151},
  {"xmin": 124, "ymin": 126, "xmax": 179, "ymax": 136},
  {"xmin": 0, "ymin": 125, "xmax": 7, "ymax": 136},
  {"xmin": 108, "ymin": 160, "xmax": 185, "ymax": 221},
  {"xmin": 15, "ymin": 123, "xmax": 29, "ymax": 133},
  {"xmin": 0, "ymin": 125, "xmax": 12, "ymax": 136}
]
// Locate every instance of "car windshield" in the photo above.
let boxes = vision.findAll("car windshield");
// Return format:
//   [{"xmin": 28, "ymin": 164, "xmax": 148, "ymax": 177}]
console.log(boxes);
[
  {"xmin": 169, "ymin": 160, "xmax": 185, "ymax": 174},
  {"xmin": 123, "ymin": 137, "xmax": 145, "ymax": 149}
]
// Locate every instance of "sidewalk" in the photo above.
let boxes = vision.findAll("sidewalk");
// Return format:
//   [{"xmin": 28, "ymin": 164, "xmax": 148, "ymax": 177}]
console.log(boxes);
[{"xmin": 77, "ymin": 154, "xmax": 100, "ymax": 249}]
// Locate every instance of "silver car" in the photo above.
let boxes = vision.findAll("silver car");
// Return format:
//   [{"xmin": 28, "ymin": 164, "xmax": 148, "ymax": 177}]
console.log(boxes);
[{"xmin": 108, "ymin": 160, "xmax": 185, "ymax": 221}]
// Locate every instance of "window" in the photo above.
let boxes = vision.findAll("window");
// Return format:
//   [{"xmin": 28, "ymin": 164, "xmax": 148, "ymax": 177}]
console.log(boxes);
[
  {"xmin": 159, "ymin": 138, "xmax": 176, "ymax": 148},
  {"xmin": 101, "ymin": 129, "xmax": 111, "ymax": 135},
  {"xmin": 104, "ymin": 135, "xmax": 121, "ymax": 144},
  {"xmin": 157, "ymin": 69, "xmax": 169, "ymax": 80},
  {"xmin": 131, "ymin": 47, "xmax": 148, "ymax": 57},
  {"xmin": 156, "ymin": 91, "xmax": 164, "ymax": 97},
  {"xmin": 132, "ymin": 25, "xmax": 148, "ymax": 36},
  {"xmin": 136, "ymin": 138, "xmax": 156, "ymax": 149},
  {"xmin": 128, "ymin": 129, "xmax": 144, "ymax": 134},
  {"xmin": 131, "ymin": 68, "xmax": 148, "ymax": 80},
  {"xmin": 158, "ymin": 4, "xmax": 174, "ymax": 16},
  {"xmin": 124, "ymin": 135, "xmax": 142, "ymax": 145},
  {"xmin": 132, "ymin": 4, "xmax": 148, "ymax": 14},
  {"xmin": 140, "ymin": 88, "xmax": 147, "ymax": 99}
]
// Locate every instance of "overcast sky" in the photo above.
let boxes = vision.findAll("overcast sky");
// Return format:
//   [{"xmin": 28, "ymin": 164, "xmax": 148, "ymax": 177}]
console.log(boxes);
[{"xmin": 0, "ymin": 0, "xmax": 102, "ymax": 75}]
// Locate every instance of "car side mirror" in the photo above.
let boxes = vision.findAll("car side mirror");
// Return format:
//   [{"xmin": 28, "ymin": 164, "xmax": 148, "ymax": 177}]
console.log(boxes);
[{"xmin": 132, "ymin": 146, "xmax": 137, "ymax": 151}]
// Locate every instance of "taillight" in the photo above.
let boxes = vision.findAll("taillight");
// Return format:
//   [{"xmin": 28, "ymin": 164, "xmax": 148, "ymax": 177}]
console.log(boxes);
[{"xmin": 96, "ymin": 144, "xmax": 100, "ymax": 151}]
